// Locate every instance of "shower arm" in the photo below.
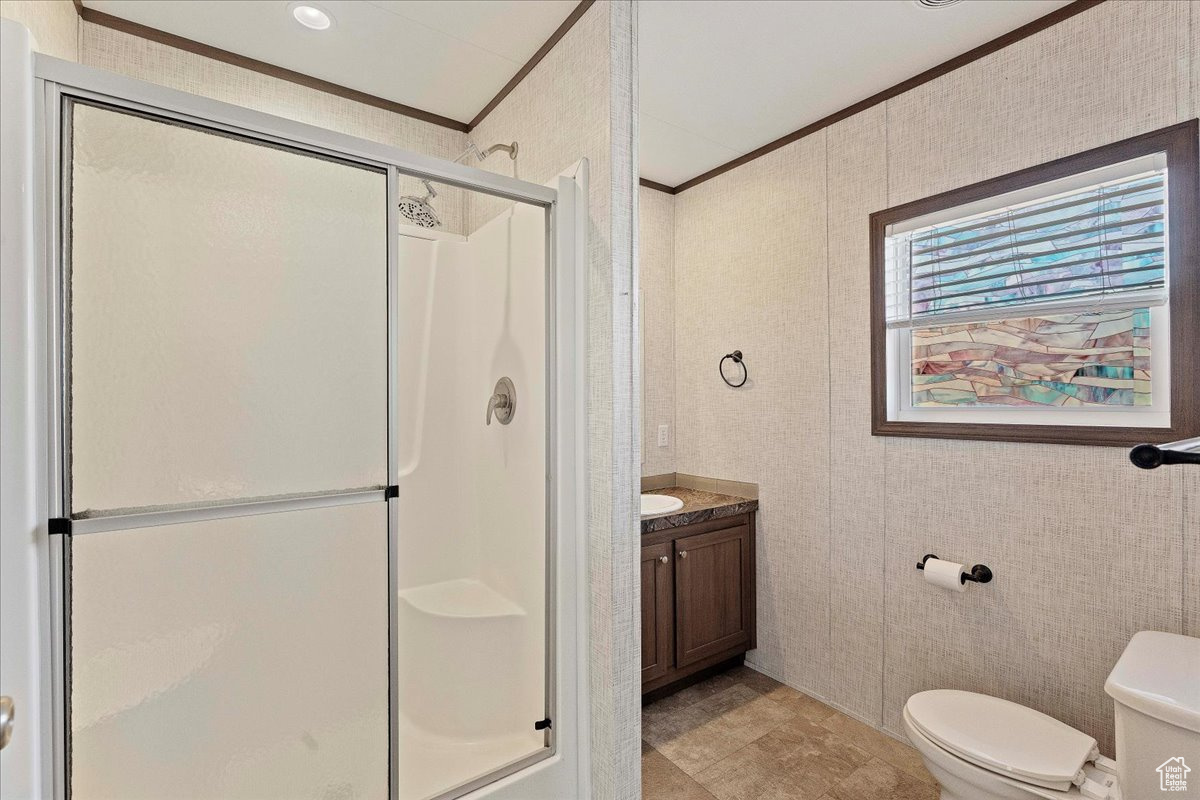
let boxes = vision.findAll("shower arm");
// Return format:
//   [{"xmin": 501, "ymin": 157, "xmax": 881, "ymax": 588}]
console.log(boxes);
[
  {"xmin": 396, "ymin": 142, "xmax": 516, "ymax": 229},
  {"xmin": 453, "ymin": 141, "xmax": 519, "ymax": 164}
]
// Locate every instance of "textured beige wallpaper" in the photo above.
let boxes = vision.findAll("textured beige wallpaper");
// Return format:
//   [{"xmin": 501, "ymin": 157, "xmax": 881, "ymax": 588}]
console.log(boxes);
[
  {"xmin": 825, "ymin": 104, "xmax": 889, "ymax": 725},
  {"xmin": 467, "ymin": 3, "xmax": 610, "ymax": 233},
  {"xmin": 470, "ymin": 3, "xmax": 642, "ymax": 796},
  {"xmin": 0, "ymin": 0, "xmax": 77, "ymax": 61},
  {"xmin": 79, "ymin": 22, "xmax": 468, "ymax": 234},
  {"xmin": 675, "ymin": 131, "xmax": 831, "ymax": 694},
  {"xmin": 884, "ymin": 0, "xmax": 1190, "ymax": 206},
  {"xmin": 666, "ymin": 0, "xmax": 1198, "ymax": 757},
  {"xmin": 879, "ymin": 0, "xmax": 1191, "ymax": 755},
  {"xmin": 639, "ymin": 185, "xmax": 675, "ymax": 477}
]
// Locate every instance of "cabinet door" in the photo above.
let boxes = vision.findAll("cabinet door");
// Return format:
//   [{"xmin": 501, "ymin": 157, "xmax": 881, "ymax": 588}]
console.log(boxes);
[
  {"xmin": 640, "ymin": 541, "xmax": 675, "ymax": 684},
  {"xmin": 674, "ymin": 524, "xmax": 752, "ymax": 668}
]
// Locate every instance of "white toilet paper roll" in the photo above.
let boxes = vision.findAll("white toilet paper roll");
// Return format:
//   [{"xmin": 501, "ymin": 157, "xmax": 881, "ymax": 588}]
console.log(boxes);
[{"xmin": 923, "ymin": 558, "xmax": 967, "ymax": 592}]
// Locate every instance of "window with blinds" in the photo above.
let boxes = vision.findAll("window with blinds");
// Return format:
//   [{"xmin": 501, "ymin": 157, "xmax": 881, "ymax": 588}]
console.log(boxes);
[
  {"xmin": 884, "ymin": 155, "xmax": 1167, "ymax": 329},
  {"xmin": 870, "ymin": 122, "xmax": 1198, "ymax": 445}
]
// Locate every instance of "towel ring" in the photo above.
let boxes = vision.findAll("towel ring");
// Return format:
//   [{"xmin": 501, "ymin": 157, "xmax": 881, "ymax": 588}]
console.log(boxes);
[{"xmin": 720, "ymin": 351, "xmax": 748, "ymax": 388}]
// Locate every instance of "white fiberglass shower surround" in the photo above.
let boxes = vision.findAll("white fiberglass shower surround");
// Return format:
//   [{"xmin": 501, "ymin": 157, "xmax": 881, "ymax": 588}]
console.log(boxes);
[{"xmin": 4, "ymin": 39, "xmax": 587, "ymax": 800}]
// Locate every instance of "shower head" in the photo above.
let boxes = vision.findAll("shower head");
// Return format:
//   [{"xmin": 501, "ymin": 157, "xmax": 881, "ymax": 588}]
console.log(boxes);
[{"xmin": 398, "ymin": 179, "xmax": 441, "ymax": 228}]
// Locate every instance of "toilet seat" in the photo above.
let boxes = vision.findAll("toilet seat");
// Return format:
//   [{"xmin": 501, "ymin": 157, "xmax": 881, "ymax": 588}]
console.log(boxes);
[{"xmin": 905, "ymin": 690, "xmax": 1099, "ymax": 792}]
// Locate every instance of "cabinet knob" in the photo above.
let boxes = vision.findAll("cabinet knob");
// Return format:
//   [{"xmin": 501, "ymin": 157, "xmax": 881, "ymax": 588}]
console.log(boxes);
[
  {"xmin": 678, "ymin": 550, "xmax": 688, "ymax": 559},
  {"xmin": 658, "ymin": 555, "xmax": 669, "ymax": 564}
]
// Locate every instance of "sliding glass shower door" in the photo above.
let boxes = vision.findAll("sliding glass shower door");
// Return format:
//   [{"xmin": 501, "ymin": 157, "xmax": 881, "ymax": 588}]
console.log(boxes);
[
  {"xmin": 64, "ymin": 101, "xmax": 392, "ymax": 798},
  {"xmin": 46, "ymin": 74, "xmax": 574, "ymax": 799}
]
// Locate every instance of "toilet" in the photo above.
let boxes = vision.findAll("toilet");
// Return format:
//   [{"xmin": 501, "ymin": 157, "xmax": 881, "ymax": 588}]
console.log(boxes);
[{"xmin": 903, "ymin": 631, "xmax": 1200, "ymax": 800}]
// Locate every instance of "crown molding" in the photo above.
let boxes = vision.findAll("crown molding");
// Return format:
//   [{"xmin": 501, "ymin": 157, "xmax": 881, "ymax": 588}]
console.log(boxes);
[
  {"xmin": 469, "ymin": 0, "xmax": 595, "ymax": 131},
  {"xmin": 73, "ymin": 0, "xmax": 597, "ymax": 136},
  {"xmin": 666, "ymin": 0, "xmax": 1106, "ymax": 194},
  {"xmin": 638, "ymin": 178, "xmax": 676, "ymax": 195}
]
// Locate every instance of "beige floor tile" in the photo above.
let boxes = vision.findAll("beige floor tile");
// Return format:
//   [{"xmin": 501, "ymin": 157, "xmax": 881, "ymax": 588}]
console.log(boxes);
[
  {"xmin": 650, "ymin": 685, "xmax": 795, "ymax": 776},
  {"xmin": 692, "ymin": 742, "xmax": 828, "ymax": 800},
  {"xmin": 643, "ymin": 745, "xmax": 721, "ymax": 800},
  {"xmin": 644, "ymin": 689, "xmax": 714, "ymax": 725},
  {"xmin": 727, "ymin": 664, "xmax": 785, "ymax": 694},
  {"xmin": 769, "ymin": 716, "xmax": 873, "ymax": 771},
  {"xmin": 644, "ymin": 692, "xmax": 700, "ymax": 725},
  {"xmin": 818, "ymin": 712, "xmax": 935, "ymax": 785},
  {"xmin": 646, "ymin": 670, "xmax": 745, "ymax": 719},
  {"xmin": 644, "ymin": 684, "xmax": 763, "ymax": 747},
  {"xmin": 728, "ymin": 665, "xmax": 838, "ymax": 722},
  {"xmin": 694, "ymin": 717, "xmax": 869, "ymax": 800},
  {"xmin": 824, "ymin": 757, "xmax": 940, "ymax": 800},
  {"xmin": 765, "ymin": 686, "xmax": 840, "ymax": 723},
  {"xmin": 641, "ymin": 668, "xmax": 938, "ymax": 797}
]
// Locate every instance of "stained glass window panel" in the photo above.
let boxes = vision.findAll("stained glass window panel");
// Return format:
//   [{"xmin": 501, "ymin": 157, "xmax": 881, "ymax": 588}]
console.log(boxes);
[{"xmin": 911, "ymin": 308, "xmax": 1151, "ymax": 408}]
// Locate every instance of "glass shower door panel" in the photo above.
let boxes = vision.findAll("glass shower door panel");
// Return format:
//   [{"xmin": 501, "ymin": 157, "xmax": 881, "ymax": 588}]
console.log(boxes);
[
  {"xmin": 68, "ymin": 103, "xmax": 388, "ymax": 515},
  {"xmin": 69, "ymin": 503, "xmax": 389, "ymax": 799},
  {"xmin": 394, "ymin": 200, "xmax": 549, "ymax": 799}
]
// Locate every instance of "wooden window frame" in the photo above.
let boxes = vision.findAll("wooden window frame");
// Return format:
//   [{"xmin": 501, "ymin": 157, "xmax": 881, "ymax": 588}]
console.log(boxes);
[{"xmin": 869, "ymin": 120, "xmax": 1199, "ymax": 447}]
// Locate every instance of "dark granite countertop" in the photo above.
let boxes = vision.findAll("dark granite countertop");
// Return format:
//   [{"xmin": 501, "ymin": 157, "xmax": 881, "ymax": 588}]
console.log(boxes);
[{"xmin": 640, "ymin": 487, "xmax": 758, "ymax": 534}]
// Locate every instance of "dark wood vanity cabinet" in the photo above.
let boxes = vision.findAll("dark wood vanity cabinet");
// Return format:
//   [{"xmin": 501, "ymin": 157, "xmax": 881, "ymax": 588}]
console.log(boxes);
[
  {"xmin": 640, "ymin": 513, "xmax": 756, "ymax": 694},
  {"xmin": 640, "ymin": 540, "xmax": 674, "ymax": 684}
]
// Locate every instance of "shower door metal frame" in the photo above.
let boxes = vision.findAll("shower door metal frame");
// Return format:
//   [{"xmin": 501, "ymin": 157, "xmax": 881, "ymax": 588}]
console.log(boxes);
[{"xmin": 32, "ymin": 54, "xmax": 575, "ymax": 800}]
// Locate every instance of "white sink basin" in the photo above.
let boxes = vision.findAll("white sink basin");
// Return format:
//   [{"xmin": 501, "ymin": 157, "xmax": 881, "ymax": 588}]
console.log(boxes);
[{"xmin": 640, "ymin": 493, "xmax": 684, "ymax": 518}]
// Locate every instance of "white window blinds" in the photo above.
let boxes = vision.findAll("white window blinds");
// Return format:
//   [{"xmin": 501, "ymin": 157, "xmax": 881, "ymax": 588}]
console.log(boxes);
[{"xmin": 885, "ymin": 155, "xmax": 1168, "ymax": 328}]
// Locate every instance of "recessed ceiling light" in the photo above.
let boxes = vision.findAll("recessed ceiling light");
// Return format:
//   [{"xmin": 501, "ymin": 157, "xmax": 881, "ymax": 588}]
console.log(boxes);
[
  {"xmin": 290, "ymin": 3, "xmax": 333, "ymax": 30},
  {"xmin": 913, "ymin": 0, "xmax": 963, "ymax": 7}
]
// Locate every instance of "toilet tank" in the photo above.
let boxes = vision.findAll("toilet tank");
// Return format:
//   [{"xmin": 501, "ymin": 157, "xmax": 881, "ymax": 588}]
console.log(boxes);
[{"xmin": 1104, "ymin": 631, "xmax": 1200, "ymax": 797}]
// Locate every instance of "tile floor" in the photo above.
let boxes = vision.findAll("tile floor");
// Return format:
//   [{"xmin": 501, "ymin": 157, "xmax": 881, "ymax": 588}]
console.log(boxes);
[{"xmin": 641, "ymin": 666, "xmax": 939, "ymax": 800}]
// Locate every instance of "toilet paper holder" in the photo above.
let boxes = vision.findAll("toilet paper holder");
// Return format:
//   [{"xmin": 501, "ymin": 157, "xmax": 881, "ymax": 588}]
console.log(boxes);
[{"xmin": 916, "ymin": 554, "xmax": 993, "ymax": 585}]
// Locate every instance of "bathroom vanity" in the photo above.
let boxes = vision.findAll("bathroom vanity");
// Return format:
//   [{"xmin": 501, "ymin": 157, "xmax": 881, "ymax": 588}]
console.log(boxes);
[{"xmin": 640, "ymin": 488, "xmax": 758, "ymax": 696}]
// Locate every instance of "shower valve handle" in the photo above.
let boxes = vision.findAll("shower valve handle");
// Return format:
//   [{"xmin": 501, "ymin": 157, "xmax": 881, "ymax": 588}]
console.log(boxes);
[
  {"xmin": 486, "ymin": 377, "xmax": 517, "ymax": 426},
  {"xmin": 486, "ymin": 394, "xmax": 509, "ymax": 424}
]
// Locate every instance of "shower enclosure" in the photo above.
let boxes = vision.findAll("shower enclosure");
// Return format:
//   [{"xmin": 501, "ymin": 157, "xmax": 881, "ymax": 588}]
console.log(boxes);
[
  {"xmin": 4, "ymin": 46, "xmax": 586, "ymax": 800},
  {"xmin": 392, "ymin": 176, "xmax": 564, "ymax": 798}
]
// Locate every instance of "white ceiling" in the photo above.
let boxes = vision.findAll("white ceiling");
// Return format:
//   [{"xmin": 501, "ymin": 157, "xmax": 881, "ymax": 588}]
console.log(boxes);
[
  {"xmin": 82, "ymin": 0, "xmax": 579, "ymax": 123},
  {"xmin": 639, "ymin": 0, "xmax": 1071, "ymax": 186},
  {"xmin": 83, "ymin": 0, "xmax": 1073, "ymax": 187}
]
